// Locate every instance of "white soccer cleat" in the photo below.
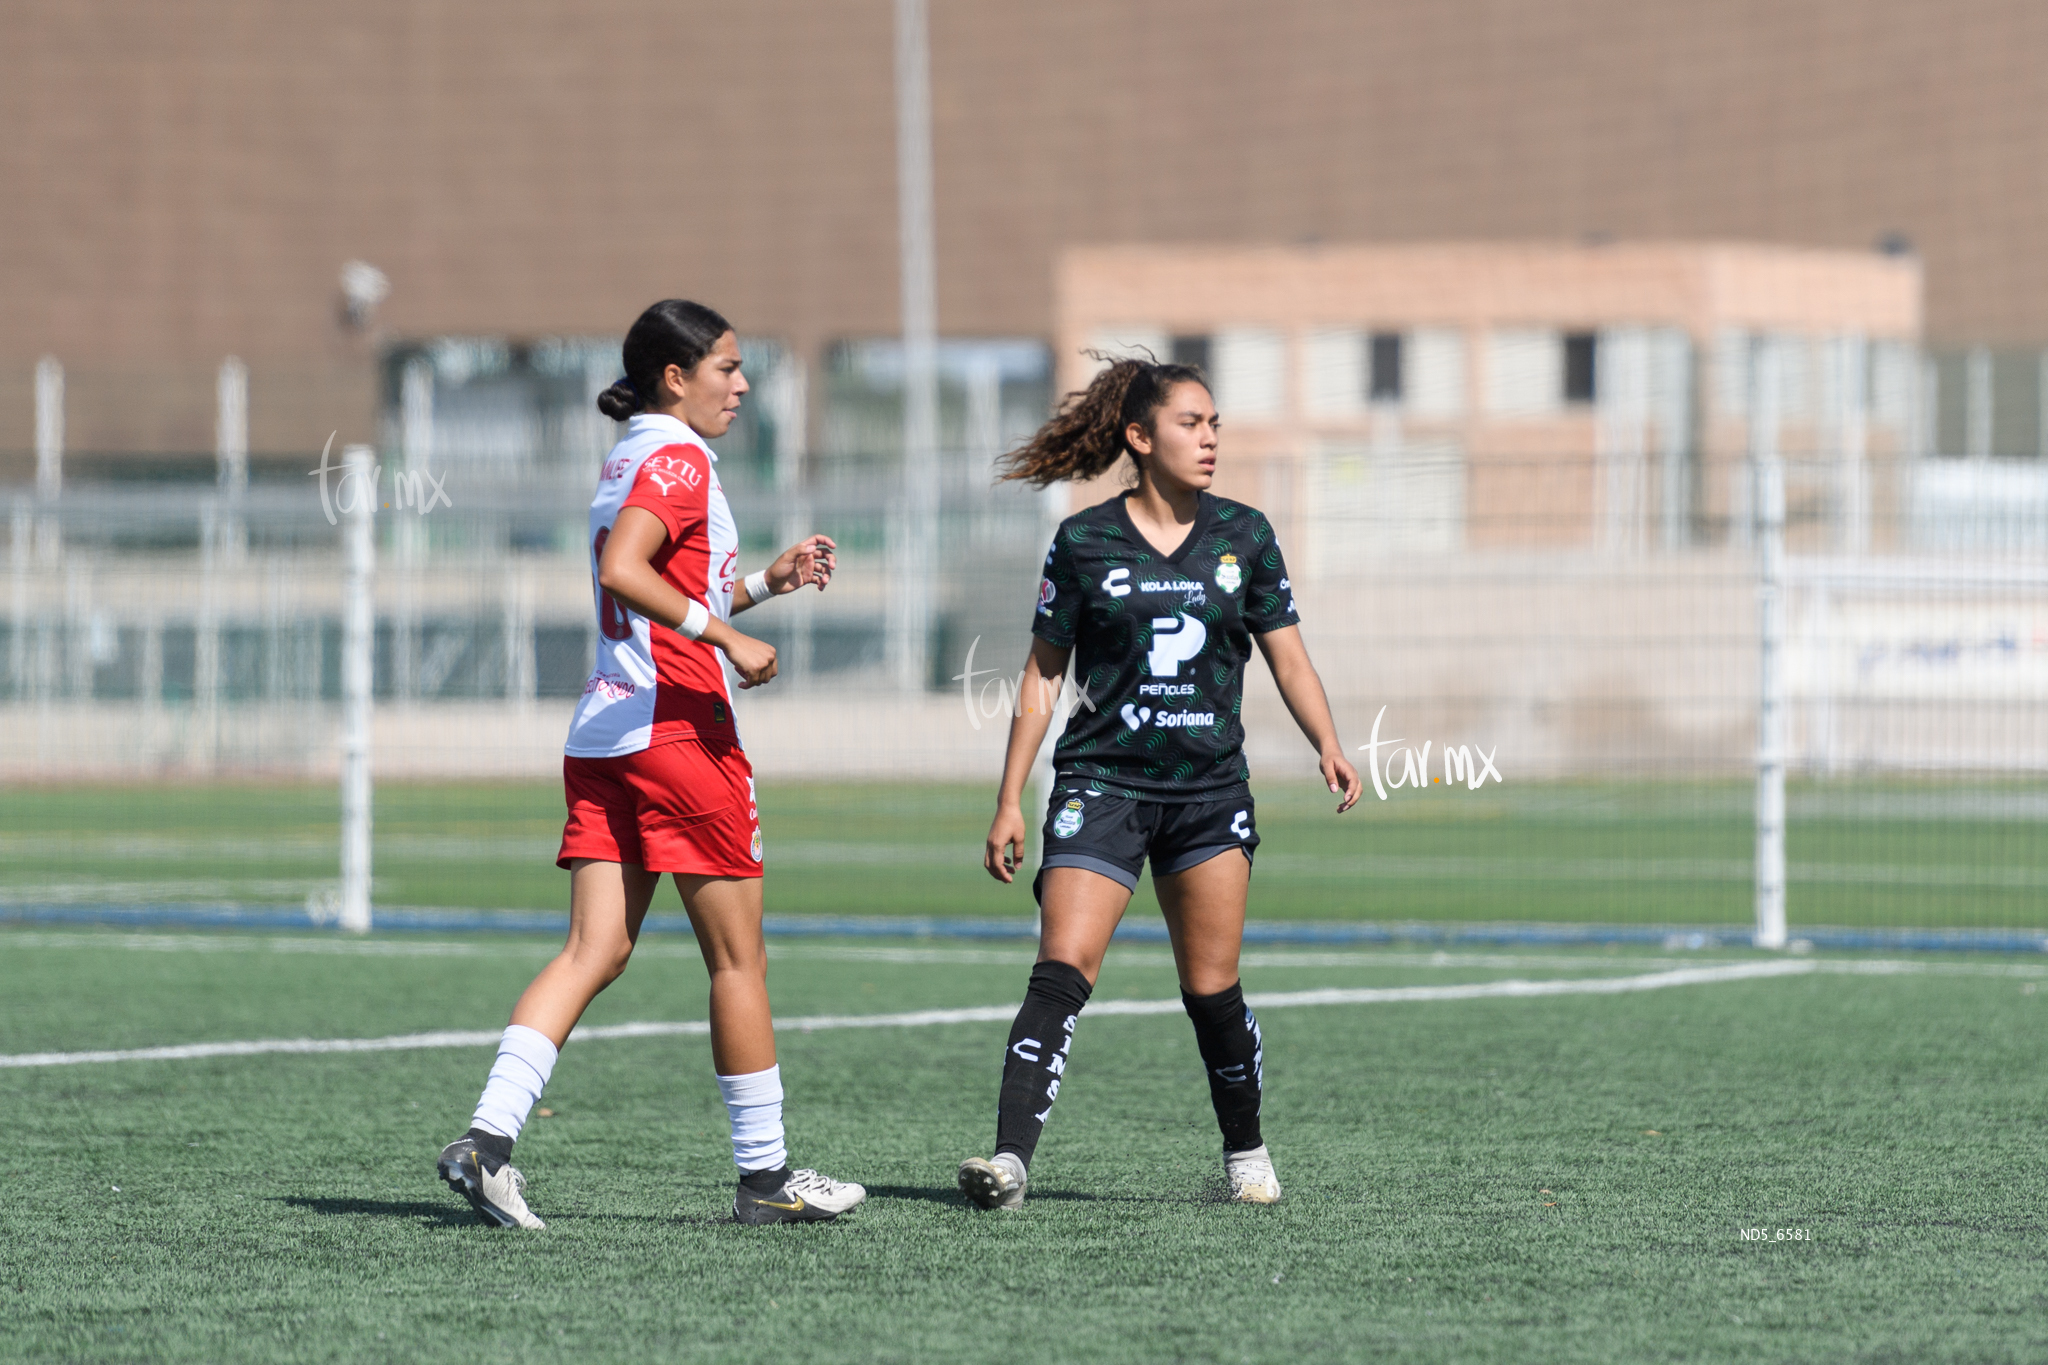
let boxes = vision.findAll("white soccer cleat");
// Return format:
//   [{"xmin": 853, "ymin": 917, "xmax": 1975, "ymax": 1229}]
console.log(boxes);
[
  {"xmin": 957, "ymin": 1152, "xmax": 1028, "ymax": 1210},
  {"xmin": 437, "ymin": 1137, "xmax": 546, "ymax": 1229},
  {"xmin": 733, "ymin": 1168, "xmax": 867, "ymax": 1224},
  {"xmin": 1224, "ymin": 1144, "xmax": 1281, "ymax": 1204},
  {"xmin": 786, "ymin": 1168, "xmax": 867, "ymax": 1216}
]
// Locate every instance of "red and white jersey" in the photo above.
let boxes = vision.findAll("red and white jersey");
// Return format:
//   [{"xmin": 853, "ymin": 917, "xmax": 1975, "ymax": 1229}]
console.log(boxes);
[{"xmin": 565, "ymin": 413, "xmax": 742, "ymax": 758}]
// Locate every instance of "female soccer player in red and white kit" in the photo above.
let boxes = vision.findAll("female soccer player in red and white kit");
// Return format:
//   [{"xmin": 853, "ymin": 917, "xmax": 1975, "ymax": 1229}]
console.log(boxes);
[{"xmin": 438, "ymin": 300, "xmax": 865, "ymax": 1227}]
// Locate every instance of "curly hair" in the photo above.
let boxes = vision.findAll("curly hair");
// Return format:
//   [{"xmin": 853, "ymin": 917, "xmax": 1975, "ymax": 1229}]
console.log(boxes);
[{"xmin": 997, "ymin": 353, "xmax": 1211, "ymax": 487}]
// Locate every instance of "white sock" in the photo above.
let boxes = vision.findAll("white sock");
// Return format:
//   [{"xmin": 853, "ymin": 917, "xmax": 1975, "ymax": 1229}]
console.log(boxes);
[
  {"xmin": 716, "ymin": 1065, "xmax": 788, "ymax": 1173},
  {"xmin": 470, "ymin": 1024, "xmax": 558, "ymax": 1142}
]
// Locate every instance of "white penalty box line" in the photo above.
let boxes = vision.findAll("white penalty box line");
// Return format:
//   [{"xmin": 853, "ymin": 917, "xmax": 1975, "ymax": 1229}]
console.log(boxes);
[{"xmin": 0, "ymin": 961, "xmax": 1815, "ymax": 1071}]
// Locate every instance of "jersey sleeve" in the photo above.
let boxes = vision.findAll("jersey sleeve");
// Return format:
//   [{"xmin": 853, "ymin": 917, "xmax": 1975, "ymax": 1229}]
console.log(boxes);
[
  {"xmin": 1243, "ymin": 512, "xmax": 1300, "ymax": 634},
  {"xmin": 620, "ymin": 445, "xmax": 711, "ymax": 544},
  {"xmin": 1030, "ymin": 524, "xmax": 1083, "ymax": 647}
]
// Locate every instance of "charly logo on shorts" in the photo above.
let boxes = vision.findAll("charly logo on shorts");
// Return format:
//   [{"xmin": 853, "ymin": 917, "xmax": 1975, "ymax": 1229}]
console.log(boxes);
[
  {"xmin": 1214, "ymin": 554, "xmax": 1242, "ymax": 594},
  {"xmin": 750, "ymin": 828, "xmax": 763, "ymax": 862},
  {"xmin": 1052, "ymin": 799, "xmax": 1085, "ymax": 839}
]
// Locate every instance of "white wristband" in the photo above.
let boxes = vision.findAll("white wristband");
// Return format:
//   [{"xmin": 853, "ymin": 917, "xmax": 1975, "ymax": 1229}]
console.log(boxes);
[
  {"xmin": 677, "ymin": 601, "xmax": 711, "ymax": 640},
  {"xmin": 743, "ymin": 570, "xmax": 771, "ymax": 607}
]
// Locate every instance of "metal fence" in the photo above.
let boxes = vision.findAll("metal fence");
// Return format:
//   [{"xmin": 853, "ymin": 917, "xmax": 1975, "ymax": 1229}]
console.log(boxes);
[{"xmin": 2, "ymin": 335, "xmax": 2045, "ymax": 943}]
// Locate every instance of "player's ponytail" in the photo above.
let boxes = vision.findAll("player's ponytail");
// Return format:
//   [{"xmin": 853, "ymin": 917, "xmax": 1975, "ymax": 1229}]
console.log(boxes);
[
  {"xmin": 596, "ymin": 299, "xmax": 735, "ymax": 419},
  {"xmin": 998, "ymin": 353, "xmax": 1210, "ymax": 487}
]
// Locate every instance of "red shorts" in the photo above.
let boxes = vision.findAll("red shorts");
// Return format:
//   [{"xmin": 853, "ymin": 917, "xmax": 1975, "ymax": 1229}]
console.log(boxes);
[{"xmin": 557, "ymin": 738, "xmax": 762, "ymax": 878}]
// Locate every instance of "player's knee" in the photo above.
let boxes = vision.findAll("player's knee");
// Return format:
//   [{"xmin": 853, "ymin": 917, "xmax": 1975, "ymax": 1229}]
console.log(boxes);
[
  {"xmin": 1180, "ymin": 963, "xmax": 1241, "ymax": 998},
  {"xmin": 565, "ymin": 935, "xmax": 634, "ymax": 983},
  {"xmin": 1027, "ymin": 958, "xmax": 1095, "ymax": 1012},
  {"xmin": 708, "ymin": 951, "xmax": 767, "ymax": 983}
]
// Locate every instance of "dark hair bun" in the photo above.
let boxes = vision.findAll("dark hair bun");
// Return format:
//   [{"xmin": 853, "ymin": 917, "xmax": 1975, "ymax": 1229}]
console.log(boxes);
[{"xmin": 603, "ymin": 300, "xmax": 734, "ymax": 424}]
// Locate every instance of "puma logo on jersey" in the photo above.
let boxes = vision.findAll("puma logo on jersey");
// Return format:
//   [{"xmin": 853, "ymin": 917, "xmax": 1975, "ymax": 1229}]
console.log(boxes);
[
  {"xmin": 641, "ymin": 454, "xmax": 703, "ymax": 496},
  {"xmin": 1146, "ymin": 613, "xmax": 1207, "ymax": 677}
]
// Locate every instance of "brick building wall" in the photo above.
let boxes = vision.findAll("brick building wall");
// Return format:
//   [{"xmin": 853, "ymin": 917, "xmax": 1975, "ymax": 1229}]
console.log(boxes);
[{"xmin": 3, "ymin": 0, "xmax": 2045, "ymax": 463}]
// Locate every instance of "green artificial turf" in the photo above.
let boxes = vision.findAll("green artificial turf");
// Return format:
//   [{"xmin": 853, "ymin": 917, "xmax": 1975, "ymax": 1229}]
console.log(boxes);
[
  {"xmin": 1, "ymin": 776, "xmax": 2045, "ymax": 930},
  {"xmin": 1, "ymin": 928, "xmax": 2045, "ymax": 1363}
]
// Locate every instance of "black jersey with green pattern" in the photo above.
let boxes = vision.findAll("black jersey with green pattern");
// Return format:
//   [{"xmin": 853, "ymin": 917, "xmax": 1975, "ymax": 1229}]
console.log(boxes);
[{"xmin": 1031, "ymin": 492, "xmax": 1299, "ymax": 802}]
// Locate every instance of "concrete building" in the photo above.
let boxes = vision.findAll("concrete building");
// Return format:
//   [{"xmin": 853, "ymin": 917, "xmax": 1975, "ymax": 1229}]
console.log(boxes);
[{"xmin": 1058, "ymin": 241, "xmax": 1924, "ymax": 561}]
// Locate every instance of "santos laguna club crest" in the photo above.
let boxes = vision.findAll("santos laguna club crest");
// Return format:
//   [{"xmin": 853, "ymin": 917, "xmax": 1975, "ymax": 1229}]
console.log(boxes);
[
  {"xmin": 1214, "ymin": 554, "xmax": 1242, "ymax": 594},
  {"xmin": 1052, "ymin": 799, "xmax": 1085, "ymax": 839}
]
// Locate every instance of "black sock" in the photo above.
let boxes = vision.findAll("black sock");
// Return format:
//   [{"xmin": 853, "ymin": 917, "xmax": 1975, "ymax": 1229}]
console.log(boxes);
[
  {"xmin": 466, "ymin": 1127, "xmax": 514, "ymax": 1175},
  {"xmin": 738, "ymin": 1165, "xmax": 790, "ymax": 1194},
  {"xmin": 993, "ymin": 960, "xmax": 1093, "ymax": 1169},
  {"xmin": 1182, "ymin": 982, "xmax": 1264, "ymax": 1152}
]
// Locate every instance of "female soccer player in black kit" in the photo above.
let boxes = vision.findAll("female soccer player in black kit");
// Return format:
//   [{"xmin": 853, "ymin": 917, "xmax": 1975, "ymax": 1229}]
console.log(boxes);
[{"xmin": 959, "ymin": 357, "xmax": 1363, "ymax": 1209}]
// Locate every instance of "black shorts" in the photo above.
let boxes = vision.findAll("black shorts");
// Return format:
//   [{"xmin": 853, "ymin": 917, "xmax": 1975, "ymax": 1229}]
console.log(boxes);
[{"xmin": 1034, "ymin": 787, "xmax": 1258, "ymax": 902}]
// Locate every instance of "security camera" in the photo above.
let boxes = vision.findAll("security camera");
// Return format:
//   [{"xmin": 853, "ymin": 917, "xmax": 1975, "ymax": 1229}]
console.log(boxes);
[{"xmin": 339, "ymin": 260, "xmax": 390, "ymax": 328}]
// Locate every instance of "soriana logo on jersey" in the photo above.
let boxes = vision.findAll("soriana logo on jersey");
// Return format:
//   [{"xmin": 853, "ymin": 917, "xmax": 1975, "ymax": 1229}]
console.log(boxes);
[{"xmin": 641, "ymin": 452, "xmax": 704, "ymax": 495}]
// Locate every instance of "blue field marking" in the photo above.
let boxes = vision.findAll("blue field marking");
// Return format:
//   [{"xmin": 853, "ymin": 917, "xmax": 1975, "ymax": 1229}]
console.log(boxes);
[{"xmin": 3, "ymin": 902, "xmax": 2046, "ymax": 955}]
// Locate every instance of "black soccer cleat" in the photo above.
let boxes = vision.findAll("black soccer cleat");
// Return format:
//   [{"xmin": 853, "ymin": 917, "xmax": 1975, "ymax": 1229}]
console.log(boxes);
[{"xmin": 437, "ymin": 1133, "xmax": 545, "ymax": 1229}]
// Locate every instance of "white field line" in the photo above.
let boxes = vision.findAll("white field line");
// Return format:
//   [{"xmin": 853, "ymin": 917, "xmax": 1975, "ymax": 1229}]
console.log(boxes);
[
  {"xmin": 7, "ymin": 934, "xmax": 2048, "ymax": 979},
  {"xmin": 0, "ymin": 960, "xmax": 1815, "ymax": 1071}
]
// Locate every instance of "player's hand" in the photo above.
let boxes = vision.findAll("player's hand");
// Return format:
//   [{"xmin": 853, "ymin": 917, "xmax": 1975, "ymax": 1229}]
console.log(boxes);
[
  {"xmin": 722, "ymin": 633, "xmax": 779, "ymax": 689},
  {"xmin": 768, "ymin": 534, "xmax": 837, "ymax": 594},
  {"xmin": 984, "ymin": 803, "xmax": 1028, "ymax": 884},
  {"xmin": 1322, "ymin": 748, "xmax": 1363, "ymax": 813}
]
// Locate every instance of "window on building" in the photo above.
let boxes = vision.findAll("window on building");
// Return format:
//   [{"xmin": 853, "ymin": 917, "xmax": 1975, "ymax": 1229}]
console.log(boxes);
[
  {"xmin": 821, "ymin": 338, "xmax": 1052, "ymax": 465},
  {"xmin": 1485, "ymin": 329, "xmax": 1561, "ymax": 416},
  {"xmin": 1991, "ymin": 350, "xmax": 2042, "ymax": 458},
  {"xmin": 1868, "ymin": 340, "xmax": 1915, "ymax": 434},
  {"xmin": 1301, "ymin": 328, "xmax": 1366, "ymax": 416},
  {"xmin": 1171, "ymin": 334, "xmax": 1212, "ymax": 375},
  {"xmin": 1368, "ymin": 332, "xmax": 1404, "ymax": 403},
  {"xmin": 1408, "ymin": 328, "xmax": 1468, "ymax": 418},
  {"xmin": 1212, "ymin": 329, "xmax": 1286, "ymax": 418},
  {"xmin": 1563, "ymin": 332, "xmax": 1598, "ymax": 404},
  {"xmin": 381, "ymin": 336, "xmax": 621, "ymax": 476}
]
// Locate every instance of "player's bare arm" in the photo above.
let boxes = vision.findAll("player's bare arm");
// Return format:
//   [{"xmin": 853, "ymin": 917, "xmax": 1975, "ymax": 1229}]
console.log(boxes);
[
  {"xmin": 599, "ymin": 505, "xmax": 778, "ymax": 687},
  {"xmin": 1254, "ymin": 625, "xmax": 1363, "ymax": 812},
  {"xmin": 985, "ymin": 637, "xmax": 1072, "ymax": 883}
]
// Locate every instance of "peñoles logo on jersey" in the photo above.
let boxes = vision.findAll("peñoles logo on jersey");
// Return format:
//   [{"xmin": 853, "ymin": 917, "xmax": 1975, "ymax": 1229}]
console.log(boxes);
[{"xmin": 1146, "ymin": 613, "xmax": 1207, "ymax": 677}]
